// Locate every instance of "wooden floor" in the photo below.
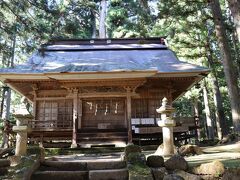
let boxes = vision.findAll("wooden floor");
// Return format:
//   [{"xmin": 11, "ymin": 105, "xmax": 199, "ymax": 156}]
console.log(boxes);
[{"xmin": 27, "ymin": 126, "xmax": 196, "ymax": 147}]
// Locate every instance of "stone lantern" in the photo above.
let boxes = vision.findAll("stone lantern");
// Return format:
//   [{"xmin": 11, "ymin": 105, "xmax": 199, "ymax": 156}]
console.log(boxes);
[
  {"xmin": 12, "ymin": 104, "xmax": 33, "ymax": 156},
  {"xmin": 156, "ymin": 97, "xmax": 176, "ymax": 156}
]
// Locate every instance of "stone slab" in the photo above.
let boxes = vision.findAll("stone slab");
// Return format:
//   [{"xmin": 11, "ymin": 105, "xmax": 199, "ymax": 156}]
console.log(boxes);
[
  {"xmin": 31, "ymin": 171, "xmax": 88, "ymax": 180},
  {"xmin": 89, "ymin": 168, "xmax": 129, "ymax": 180},
  {"xmin": 0, "ymin": 167, "xmax": 8, "ymax": 176},
  {"xmin": 40, "ymin": 161, "xmax": 87, "ymax": 171},
  {"xmin": 87, "ymin": 160, "xmax": 126, "ymax": 170},
  {"xmin": 0, "ymin": 159, "xmax": 10, "ymax": 167}
]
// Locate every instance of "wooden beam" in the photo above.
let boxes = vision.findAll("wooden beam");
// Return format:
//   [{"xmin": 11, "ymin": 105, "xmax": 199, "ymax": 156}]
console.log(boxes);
[
  {"xmin": 61, "ymin": 78, "xmax": 146, "ymax": 88},
  {"xmin": 79, "ymin": 92, "xmax": 136, "ymax": 98},
  {"xmin": 36, "ymin": 97, "xmax": 72, "ymax": 101},
  {"xmin": 71, "ymin": 89, "xmax": 78, "ymax": 148},
  {"xmin": 34, "ymin": 89, "xmax": 68, "ymax": 97},
  {"xmin": 66, "ymin": 92, "xmax": 137, "ymax": 98}
]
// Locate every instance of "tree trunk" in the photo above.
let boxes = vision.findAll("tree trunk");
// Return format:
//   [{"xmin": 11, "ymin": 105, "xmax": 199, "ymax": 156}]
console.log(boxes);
[
  {"xmin": 1, "ymin": 30, "xmax": 16, "ymax": 148},
  {"xmin": 192, "ymin": 98, "xmax": 201, "ymax": 141},
  {"xmin": 228, "ymin": 0, "xmax": 240, "ymax": 41},
  {"xmin": 211, "ymin": 74, "xmax": 226, "ymax": 139},
  {"xmin": 10, "ymin": 33, "xmax": 16, "ymax": 67},
  {"xmin": 2, "ymin": 88, "xmax": 11, "ymax": 120},
  {"xmin": 91, "ymin": 10, "xmax": 96, "ymax": 38},
  {"xmin": 99, "ymin": 0, "xmax": 106, "ymax": 38},
  {"xmin": 199, "ymin": 91, "xmax": 208, "ymax": 139},
  {"xmin": 0, "ymin": 88, "xmax": 5, "ymax": 117},
  {"xmin": 203, "ymin": 81, "xmax": 215, "ymax": 140},
  {"xmin": 210, "ymin": 0, "xmax": 240, "ymax": 132},
  {"xmin": 206, "ymin": 47, "xmax": 228, "ymax": 138}
]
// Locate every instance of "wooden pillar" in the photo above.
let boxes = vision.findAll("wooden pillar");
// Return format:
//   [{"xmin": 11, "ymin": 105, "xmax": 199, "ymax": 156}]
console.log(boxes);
[
  {"xmin": 78, "ymin": 99, "xmax": 82, "ymax": 129},
  {"xmin": 32, "ymin": 86, "xmax": 38, "ymax": 120},
  {"xmin": 126, "ymin": 88, "xmax": 132, "ymax": 143},
  {"xmin": 71, "ymin": 89, "xmax": 78, "ymax": 148}
]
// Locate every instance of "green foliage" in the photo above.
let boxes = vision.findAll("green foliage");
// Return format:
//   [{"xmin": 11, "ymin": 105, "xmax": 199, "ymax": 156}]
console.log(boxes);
[
  {"xmin": 107, "ymin": 7, "xmax": 127, "ymax": 26},
  {"xmin": 126, "ymin": 152, "xmax": 146, "ymax": 165},
  {"xmin": 124, "ymin": 144, "xmax": 142, "ymax": 157},
  {"xmin": 107, "ymin": 0, "xmax": 157, "ymax": 37},
  {"xmin": 128, "ymin": 163, "xmax": 153, "ymax": 180},
  {"xmin": 110, "ymin": 0, "xmax": 123, "ymax": 6}
]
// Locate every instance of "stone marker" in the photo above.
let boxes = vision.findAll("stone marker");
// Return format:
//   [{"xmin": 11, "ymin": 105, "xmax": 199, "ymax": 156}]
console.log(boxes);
[
  {"xmin": 156, "ymin": 97, "xmax": 176, "ymax": 156},
  {"xmin": 13, "ymin": 109, "xmax": 33, "ymax": 156}
]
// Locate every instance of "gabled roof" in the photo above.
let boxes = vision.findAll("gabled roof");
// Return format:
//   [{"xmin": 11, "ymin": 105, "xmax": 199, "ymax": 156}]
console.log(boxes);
[{"xmin": 0, "ymin": 38, "xmax": 209, "ymax": 75}]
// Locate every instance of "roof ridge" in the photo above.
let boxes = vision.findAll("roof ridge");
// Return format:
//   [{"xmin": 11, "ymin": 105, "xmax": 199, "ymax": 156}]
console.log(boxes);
[{"xmin": 43, "ymin": 37, "xmax": 167, "ymax": 47}]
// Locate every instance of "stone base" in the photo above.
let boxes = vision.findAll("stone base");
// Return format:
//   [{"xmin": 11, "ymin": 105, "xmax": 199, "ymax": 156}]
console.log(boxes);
[
  {"xmin": 154, "ymin": 144, "xmax": 177, "ymax": 157},
  {"xmin": 70, "ymin": 143, "xmax": 78, "ymax": 149}
]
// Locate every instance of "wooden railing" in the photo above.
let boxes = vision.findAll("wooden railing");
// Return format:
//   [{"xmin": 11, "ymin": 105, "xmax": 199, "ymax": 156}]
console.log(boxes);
[{"xmin": 28, "ymin": 120, "xmax": 72, "ymax": 129}]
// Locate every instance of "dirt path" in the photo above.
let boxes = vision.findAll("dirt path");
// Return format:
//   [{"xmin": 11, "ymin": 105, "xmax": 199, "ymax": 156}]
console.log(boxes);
[
  {"xmin": 186, "ymin": 141, "xmax": 240, "ymax": 167},
  {"xmin": 45, "ymin": 142, "xmax": 240, "ymax": 168}
]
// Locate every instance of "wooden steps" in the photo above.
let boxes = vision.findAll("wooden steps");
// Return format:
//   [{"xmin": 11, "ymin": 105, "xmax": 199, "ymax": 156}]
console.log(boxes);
[{"xmin": 77, "ymin": 131, "xmax": 128, "ymax": 147}]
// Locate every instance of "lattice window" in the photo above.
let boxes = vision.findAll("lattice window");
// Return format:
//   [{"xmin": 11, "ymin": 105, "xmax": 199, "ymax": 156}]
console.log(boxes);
[
  {"xmin": 36, "ymin": 99, "xmax": 73, "ymax": 129},
  {"xmin": 131, "ymin": 98, "xmax": 161, "ymax": 119}
]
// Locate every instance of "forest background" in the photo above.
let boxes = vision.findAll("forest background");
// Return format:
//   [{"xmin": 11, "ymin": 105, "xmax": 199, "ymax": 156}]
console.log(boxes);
[{"xmin": 0, "ymin": 0, "xmax": 240, "ymax": 141}]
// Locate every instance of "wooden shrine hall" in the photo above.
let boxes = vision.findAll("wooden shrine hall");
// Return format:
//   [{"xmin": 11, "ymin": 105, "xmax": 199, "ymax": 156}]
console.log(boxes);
[{"xmin": 0, "ymin": 38, "xmax": 209, "ymax": 147}]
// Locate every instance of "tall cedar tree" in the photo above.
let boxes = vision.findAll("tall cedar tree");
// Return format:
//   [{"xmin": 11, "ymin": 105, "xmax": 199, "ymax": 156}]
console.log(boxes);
[{"xmin": 209, "ymin": 0, "xmax": 240, "ymax": 132}]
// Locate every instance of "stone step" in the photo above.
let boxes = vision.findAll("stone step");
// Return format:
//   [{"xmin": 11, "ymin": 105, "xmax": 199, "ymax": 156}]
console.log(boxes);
[
  {"xmin": 39, "ymin": 160, "xmax": 126, "ymax": 171},
  {"xmin": 32, "ymin": 168, "xmax": 129, "ymax": 180},
  {"xmin": 39, "ymin": 161, "xmax": 87, "ymax": 171},
  {"xmin": 31, "ymin": 171, "xmax": 88, "ymax": 180},
  {"xmin": 87, "ymin": 161, "xmax": 126, "ymax": 170},
  {"xmin": 32, "ymin": 159, "xmax": 128, "ymax": 180},
  {"xmin": 78, "ymin": 141, "xmax": 126, "ymax": 148},
  {"xmin": 89, "ymin": 168, "xmax": 129, "ymax": 180},
  {"xmin": 0, "ymin": 159, "xmax": 11, "ymax": 167}
]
